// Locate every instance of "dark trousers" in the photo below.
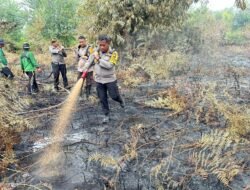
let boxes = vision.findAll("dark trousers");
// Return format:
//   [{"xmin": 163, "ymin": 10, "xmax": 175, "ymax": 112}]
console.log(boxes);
[
  {"xmin": 96, "ymin": 80, "xmax": 123, "ymax": 115},
  {"xmin": 52, "ymin": 63, "xmax": 68, "ymax": 90},
  {"xmin": 1, "ymin": 67, "xmax": 14, "ymax": 79},
  {"xmin": 77, "ymin": 71, "xmax": 94, "ymax": 98},
  {"xmin": 26, "ymin": 72, "xmax": 38, "ymax": 94}
]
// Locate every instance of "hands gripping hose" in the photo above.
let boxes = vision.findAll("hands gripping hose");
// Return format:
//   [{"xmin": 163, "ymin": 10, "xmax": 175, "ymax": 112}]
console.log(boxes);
[{"xmin": 81, "ymin": 71, "xmax": 88, "ymax": 79}]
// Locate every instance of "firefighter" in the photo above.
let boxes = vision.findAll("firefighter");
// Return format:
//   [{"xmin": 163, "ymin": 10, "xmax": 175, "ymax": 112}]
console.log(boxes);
[
  {"xmin": 20, "ymin": 43, "xmax": 41, "ymax": 95},
  {"xmin": 83, "ymin": 35, "xmax": 125, "ymax": 123},
  {"xmin": 75, "ymin": 35, "xmax": 94, "ymax": 99},
  {"xmin": 0, "ymin": 39, "xmax": 14, "ymax": 79},
  {"xmin": 49, "ymin": 39, "xmax": 68, "ymax": 91}
]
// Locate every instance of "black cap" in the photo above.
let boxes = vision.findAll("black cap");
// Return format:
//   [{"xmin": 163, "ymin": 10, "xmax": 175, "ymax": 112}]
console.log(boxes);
[
  {"xmin": 23, "ymin": 42, "xmax": 30, "ymax": 49},
  {"xmin": 0, "ymin": 39, "xmax": 5, "ymax": 45}
]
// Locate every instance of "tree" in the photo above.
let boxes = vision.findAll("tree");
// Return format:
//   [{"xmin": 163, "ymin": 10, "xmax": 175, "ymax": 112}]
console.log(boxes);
[
  {"xmin": 0, "ymin": 0, "xmax": 27, "ymax": 44},
  {"xmin": 77, "ymin": 0, "xmax": 247, "ymax": 52},
  {"xmin": 24, "ymin": 0, "xmax": 80, "ymax": 47},
  {"xmin": 78, "ymin": 0, "xmax": 199, "ymax": 47}
]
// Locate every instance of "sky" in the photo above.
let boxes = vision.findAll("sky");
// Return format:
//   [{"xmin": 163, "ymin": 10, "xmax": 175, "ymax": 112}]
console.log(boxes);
[{"xmin": 207, "ymin": 0, "xmax": 235, "ymax": 10}]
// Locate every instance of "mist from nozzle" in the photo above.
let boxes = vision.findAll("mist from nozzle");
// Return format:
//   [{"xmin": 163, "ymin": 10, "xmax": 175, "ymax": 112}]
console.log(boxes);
[{"xmin": 37, "ymin": 78, "xmax": 84, "ymax": 178}]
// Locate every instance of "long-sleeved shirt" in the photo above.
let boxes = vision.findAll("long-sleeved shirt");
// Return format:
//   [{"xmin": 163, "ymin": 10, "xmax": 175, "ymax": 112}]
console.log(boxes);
[
  {"xmin": 75, "ymin": 45, "xmax": 94, "ymax": 72},
  {"xmin": 84, "ymin": 47, "xmax": 119, "ymax": 84},
  {"xmin": 49, "ymin": 46, "xmax": 67, "ymax": 64},
  {"xmin": 0, "ymin": 48, "xmax": 8, "ymax": 69},
  {"xmin": 20, "ymin": 51, "xmax": 39, "ymax": 72}
]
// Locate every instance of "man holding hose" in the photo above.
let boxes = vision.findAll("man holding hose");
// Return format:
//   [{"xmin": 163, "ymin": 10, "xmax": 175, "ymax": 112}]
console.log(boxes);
[
  {"xmin": 75, "ymin": 35, "xmax": 94, "ymax": 99},
  {"xmin": 82, "ymin": 34, "xmax": 125, "ymax": 123}
]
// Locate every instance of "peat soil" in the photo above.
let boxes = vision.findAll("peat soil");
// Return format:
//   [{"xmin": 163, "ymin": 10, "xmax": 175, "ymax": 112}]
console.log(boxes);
[{"xmin": 4, "ymin": 49, "xmax": 250, "ymax": 190}]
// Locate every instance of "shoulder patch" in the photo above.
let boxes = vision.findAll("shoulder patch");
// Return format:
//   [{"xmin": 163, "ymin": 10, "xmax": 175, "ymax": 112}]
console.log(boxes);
[
  {"xmin": 88, "ymin": 47, "xmax": 94, "ymax": 54},
  {"xmin": 109, "ymin": 51, "xmax": 119, "ymax": 65}
]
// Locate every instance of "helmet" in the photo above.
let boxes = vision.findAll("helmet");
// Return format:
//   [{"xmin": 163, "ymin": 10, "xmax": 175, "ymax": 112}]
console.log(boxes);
[{"xmin": 23, "ymin": 42, "xmax": 30, "ymax": 49}]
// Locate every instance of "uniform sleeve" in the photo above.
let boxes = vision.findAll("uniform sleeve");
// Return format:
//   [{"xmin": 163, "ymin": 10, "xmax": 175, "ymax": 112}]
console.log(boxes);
[
  {"xmin": 99, "ymin": 51, "xmax": 119, "ymax": 69},
  {"xmin": 62, "ymin": 49, "xmax": 67, "ymax": 57},
  {"xmin": 83, "ymin": 54, "xmax": 95, "ymax": 71},
  {"xmin": 0, "ymin": 50, "xmax": 8, "ymax": 66},
  {"xmin": 0, "ymin": 54, "xmax": 3, "ymax": 64},
  {"xmin": 29, "ymin": 52, "xmax": 39, "ymax": 68},
  {"xmin": 49, "ymin": 46, "xmax": 59, "ymax": 54},
  {"xmin": 75, "ymin": 48, "xmax": 80, "ymax": 63},
  {"xmin": 20, "ymin": 56, "xmax": 24, "ymax": 71},
  {"xmin": 0, "ymin": 51, "xmax": 3, "ymax": 64}
]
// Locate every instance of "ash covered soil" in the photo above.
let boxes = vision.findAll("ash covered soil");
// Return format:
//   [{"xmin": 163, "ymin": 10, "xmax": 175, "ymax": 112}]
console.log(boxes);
[{"xmin": 3, "ymin": 49, "xmax": 250, "ymax": 190}]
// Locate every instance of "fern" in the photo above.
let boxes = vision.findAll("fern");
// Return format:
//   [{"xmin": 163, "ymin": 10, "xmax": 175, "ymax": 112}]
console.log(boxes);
[
  {"xmin": 190, "ymin": 129, "xmax": 244, "ymax": 187},
  {"xmin": 88, "ymin": 153, "xmax": 119, "ymax": 169},
  {"xmin": 145, "ymin": 88, "xmax": 186, "ymax": 113}
]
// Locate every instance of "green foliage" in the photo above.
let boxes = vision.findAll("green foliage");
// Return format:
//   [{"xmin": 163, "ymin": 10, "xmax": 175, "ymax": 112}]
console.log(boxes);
[
  {"xmin": 233, "ymin": 3, "xmax": 250, "ymax": 29},
  {"xmin": 0, "ymin": 0, "xmax": 248, "ymax": 51},
  {"xmin": 224, "ymin": 30, "xmax": 247, "ymax": 45},
  {"xmin": 24, "ymin": 0, "xmax": 79, "ymax": 47},
  {"xmin": 78, "ymin": 0, "xmax": 199, "ymax": 48},
  {"xmin": 221, "ymin": 9, "xmax": 235, "ymax": 27},
  {"xmin": 0, "ymin": 0, "xmax": 27, "ymax": 47}
]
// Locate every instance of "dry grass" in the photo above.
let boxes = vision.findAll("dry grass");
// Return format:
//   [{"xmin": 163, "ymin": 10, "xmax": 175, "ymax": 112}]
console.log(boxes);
[
  {"xmin": 88, "ymin": 124, "xmax": 145, "ymax": 189},
  {"xmin": 205, "ymin": 89, "xmax": 250, "ymax": 138},
  {"xmin": 0, "ymin": 79, "xmax": 31, "ymax": 175},
  {"xmin": 117, "ymin": 51, "xmax": 187, "ymax": 88},
  {"xmin": 142, "ymin": 51, "xmax": 187, "ymax": 81},
  {"xmin": 5, "ymin": 50, "xmax": 76, "ymax": 70},
  {"xmin": 145, "ymin": 88, "xmax": 187, "ymax": 113},
  {"xmin": 117, "ymin": 64, "xmax": 150, "ymax": 88},
  {"xmin": 35, "ymin": 50, "xmax": 76, "ymax": 67}
]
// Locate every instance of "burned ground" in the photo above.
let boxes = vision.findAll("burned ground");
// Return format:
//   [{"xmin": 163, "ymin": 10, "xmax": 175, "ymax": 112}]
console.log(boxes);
[{"xmin": 0, "ymin": 47, "xmax": 250, "ymax": 190}]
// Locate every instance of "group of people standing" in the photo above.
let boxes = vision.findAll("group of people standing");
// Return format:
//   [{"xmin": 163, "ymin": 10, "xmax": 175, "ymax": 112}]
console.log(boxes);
[{"xmin": 0, "ymin": 35, "xmax": 124, "ymax": 123}]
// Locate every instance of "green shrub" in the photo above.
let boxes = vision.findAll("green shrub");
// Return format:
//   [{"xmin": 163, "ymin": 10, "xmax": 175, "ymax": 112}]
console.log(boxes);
[{"xmin": 224, "ymin": 30, "xmax": 247, "ymax": 45}]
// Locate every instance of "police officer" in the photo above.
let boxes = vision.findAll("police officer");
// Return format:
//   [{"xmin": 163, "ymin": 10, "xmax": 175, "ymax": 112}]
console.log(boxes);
[
  {"xmin": 75, "ymin": 35, "xmax": 94, "ymax": 99},
  {"xmin": 83, "ymin": 35, "xmax": 125, "ymax": 123},
  {"xmin": 49, "ymin": 39, "xmax": 68, "ymax": 91},
  {"xmin": 0, "ymin": 39, "xmax": 14, "ymax": 79},
  {"xmin": 20, "ymin": 43, "xmax": 41, "ymax": 95}
]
